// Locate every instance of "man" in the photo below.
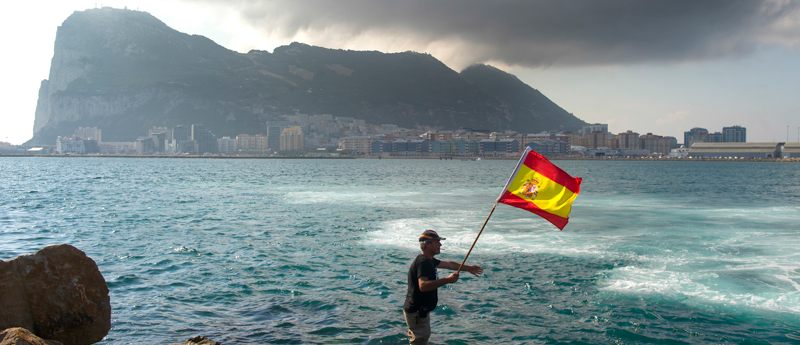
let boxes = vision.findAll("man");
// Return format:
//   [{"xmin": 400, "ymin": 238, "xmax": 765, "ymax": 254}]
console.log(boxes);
[{"xmin": 403, "ymin": 229, "xmax": 484, "ymax": 344}]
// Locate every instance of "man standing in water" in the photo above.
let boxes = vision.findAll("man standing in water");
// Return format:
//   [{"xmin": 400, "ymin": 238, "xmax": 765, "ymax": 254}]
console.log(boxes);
[{"xmin": 403, "ymin": 230, "xmax": 484, "ymax": 344}]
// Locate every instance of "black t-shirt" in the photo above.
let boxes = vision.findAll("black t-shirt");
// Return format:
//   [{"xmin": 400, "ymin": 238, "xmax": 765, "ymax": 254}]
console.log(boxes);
[{"xmin": 403, "ymin": 254, "xmax": 441, "ymax": 313}]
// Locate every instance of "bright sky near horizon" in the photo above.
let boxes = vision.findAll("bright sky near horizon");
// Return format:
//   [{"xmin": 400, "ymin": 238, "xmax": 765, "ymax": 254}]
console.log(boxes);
[{"xmin": 1, "ymin": 0, "xmax": 799, "ymax": 145}]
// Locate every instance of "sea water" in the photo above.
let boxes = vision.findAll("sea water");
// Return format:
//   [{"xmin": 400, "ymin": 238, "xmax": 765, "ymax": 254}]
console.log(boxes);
[{"xmin": 1, "ymin": 157, "xmax": 799, "ymax": 344}]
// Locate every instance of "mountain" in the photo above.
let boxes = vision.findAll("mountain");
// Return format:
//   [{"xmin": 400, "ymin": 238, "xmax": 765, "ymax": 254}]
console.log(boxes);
[{"xmin": 30, "ymin": 7, "xmax": 586, "ymax": 144}]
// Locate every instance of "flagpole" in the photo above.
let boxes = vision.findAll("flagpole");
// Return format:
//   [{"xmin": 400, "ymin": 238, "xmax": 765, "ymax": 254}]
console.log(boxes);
[
  {"xmin": 456, "ymin": 201, "xmax": 498, "ymax": 274},
  {"xmin": 457, "ymin": 148, "xmax": 530, "ymax": 274}
]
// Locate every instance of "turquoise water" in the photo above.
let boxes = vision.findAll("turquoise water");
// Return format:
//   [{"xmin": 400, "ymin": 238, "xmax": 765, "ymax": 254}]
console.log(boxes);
[{"xmin": 1, "ymin": 157, "xmax": 800, "ymax": 344}]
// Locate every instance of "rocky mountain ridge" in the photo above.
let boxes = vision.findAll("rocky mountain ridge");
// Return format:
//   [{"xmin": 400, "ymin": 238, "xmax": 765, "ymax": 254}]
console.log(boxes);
[{"xmin": 30, "ymin": 7, "xmax": 586, "ymax": 144}]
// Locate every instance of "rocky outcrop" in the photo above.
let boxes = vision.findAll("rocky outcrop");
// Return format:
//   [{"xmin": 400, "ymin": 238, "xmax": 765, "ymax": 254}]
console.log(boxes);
[
  {"xmin": 30, "ymin": 7, "xmax": 586, "ymax": 145},
  {"xmin": 0, "ymin": 245, "xmax": 110, "ymax": 345},
  {"xmin": 0, "ymin": 328, "xmax": 63, "ymax": 345}
]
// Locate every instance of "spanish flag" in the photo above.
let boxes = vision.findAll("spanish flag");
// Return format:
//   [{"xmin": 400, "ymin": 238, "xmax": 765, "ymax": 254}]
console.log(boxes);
[{"xmin": 497, "ymin": 147, "xmax": 582, "ymax": 230}]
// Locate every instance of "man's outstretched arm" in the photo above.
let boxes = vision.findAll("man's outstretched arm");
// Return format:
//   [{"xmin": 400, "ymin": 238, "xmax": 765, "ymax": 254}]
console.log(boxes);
[{"xmin": 437, "ymin": 260, "xmax": 484, "ymax": 277}]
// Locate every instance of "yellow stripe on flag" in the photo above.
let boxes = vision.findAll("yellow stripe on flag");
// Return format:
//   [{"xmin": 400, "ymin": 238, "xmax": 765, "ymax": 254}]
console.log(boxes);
[{"xmin": 506, "ymin": 164, "xmax": 578, "ymax": 219}]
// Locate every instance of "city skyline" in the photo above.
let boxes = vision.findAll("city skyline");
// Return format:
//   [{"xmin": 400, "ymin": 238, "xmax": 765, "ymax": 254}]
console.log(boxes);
[
  {"xmin": 2, "ymin": 1, "xmax": 799, "ymax": 145},
  {"xmin": 46, "ymin": 117, "xmax": 751, "ymax": 156}
]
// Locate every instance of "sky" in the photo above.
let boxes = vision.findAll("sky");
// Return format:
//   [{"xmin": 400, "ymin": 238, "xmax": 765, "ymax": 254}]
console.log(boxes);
[{"xmin": 1, "ymin": 0, "xmax": 799, "ymax": 145}]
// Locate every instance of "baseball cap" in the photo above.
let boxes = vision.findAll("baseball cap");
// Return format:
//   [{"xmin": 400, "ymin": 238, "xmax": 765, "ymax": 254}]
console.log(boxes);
[{"xmin": 419, "ymin": 229, "xmax": 446, "ymax": 242}]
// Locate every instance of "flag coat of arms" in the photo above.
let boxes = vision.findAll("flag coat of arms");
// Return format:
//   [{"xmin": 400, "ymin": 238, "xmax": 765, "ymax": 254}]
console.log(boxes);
[{"xmin": 497, "ymin": 147, "xmax": 582, "ymax": 230}]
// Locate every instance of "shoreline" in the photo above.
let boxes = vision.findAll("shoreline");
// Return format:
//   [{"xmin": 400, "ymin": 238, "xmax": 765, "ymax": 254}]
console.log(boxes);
[{"xmin": 1, "ymin": 153, "xmax": 798, "ymax": 162}]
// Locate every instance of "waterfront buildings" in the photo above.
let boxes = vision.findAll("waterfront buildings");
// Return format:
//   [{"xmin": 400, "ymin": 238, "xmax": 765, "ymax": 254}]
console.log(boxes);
[
  {"xmin": 685, "ymin": 126, "xmax": 747, "ymax": 148},
  {"xmin": 43, "ymin": 114, "xmax": 756, "ymax": 158}
]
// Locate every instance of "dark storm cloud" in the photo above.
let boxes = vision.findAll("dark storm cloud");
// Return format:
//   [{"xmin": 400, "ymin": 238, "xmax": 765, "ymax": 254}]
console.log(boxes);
[{"xmin": 201, "ymin": 0, "xmax": 800, "ymax": 68}]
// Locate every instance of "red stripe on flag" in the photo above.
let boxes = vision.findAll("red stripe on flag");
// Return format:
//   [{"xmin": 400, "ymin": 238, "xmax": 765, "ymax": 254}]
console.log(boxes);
[
  {"xmin": 498, "ymin": 191, "xmax": 570, "ymax": 230},
  {"xmin": 522, "ymin": 150, "xmax": 581, "ymax": 194}
]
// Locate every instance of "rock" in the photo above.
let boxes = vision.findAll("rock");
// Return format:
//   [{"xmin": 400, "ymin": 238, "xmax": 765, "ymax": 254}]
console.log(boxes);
[
  {"xmin": 0, "ymin": 328, "xmax": 63, "ymax": 345},
  {"xmin": 0, "ymin": 245, "xmax": 110, "ymax": 345},
  {"xmin": 181, "ymin": 336, "xmax": 221, "ymax": 345}
]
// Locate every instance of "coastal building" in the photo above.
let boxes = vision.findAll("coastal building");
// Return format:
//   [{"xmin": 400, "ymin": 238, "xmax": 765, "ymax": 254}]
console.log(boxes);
[
  {"xmin": 280, "ymin": 126, "xmax": 304, "ymax": 151},
  {"xmin": 191, "ymin": 124, "xmax": 217, "ymax": 154},
  {"xmin": 100, "ymin": 142, "xmax": 137, "ymax": 154},
  {"xmin": 455, "ymin": 138, "xmax": 479, "ymax": 154},
  {"xmin": 783, "ymin": 143, "xmax": 800, "ymax": 158},
  {"xmin": 338, "ymin": 136, "xmax": 374, "ymax": 154},
  {"xmin": 665, "ymin": 136, "xmax": 679, "ymax": 149},
  {"xmin": 520, "ymin": 132, "xmax": 570, "ymax": 148},
  {"xmin": 266, "ymin": 126, "xmax": 283, "ymax": 150},
  {"xmin": 614, "ymin": 130, "xmax": 640, "ymax": 150},
  {"xmin": 425, "ymin": 131, "xmax": 459, "ymax": 141},
  {"xmin": 479, "ymin": 139, "xmax": 520, "ymax": 155},
  {"xmin": 372, "ymin": 140, "xmax": 392, "ymax": 155},
  {"xmin": 619, "ymin": 149, "xmax": 650, "ymax": 157},
  {"xmin": 688, "ymin": 142, "xmax": 785, "ymax": 158},
  {"xmin": 490, "ymin": 131, "xmax": 518, "ymax": 140},
  {"xmin": 430, "ymin": 140, "xmax": 454, "ymax": 154},
  {"xmin": 582, "ymin": 131, "xmax": 608, "ymax": 149},
  {"xmin": 639, "ymin": 133, "xmax": 670, "ymax": 155},
  {"xmin": 684, "ymin": 127, "xmax": 709, "ymax": 147},
  {"xmin": 723, "ymin": 126, "xmax": 747, "ymax": 142},
  {"xmin": 136, "ymin": 137, "xmax": 156, "ymax": 154},
  {"xmin": 217, "ymin": 137, "xmax": 238, "ymax": 153},
  {"xmin": 581, "ymin": 123, "xmax": 608, "ymax": 137},
  {"xmin": 391, "ymin": 139, "xmax": 428, "ymax": 155},
  {"xmin": 149, "ymin": 132, "xmax": 167, "ymax": 153},
  {"xmin": 173, "ymin": 125, "xmax": 190, "ymax": 141},
  {"xmin": 56, "ymin": 136, "xmax": 100, "ymax": 154},
  {"xmin": 668, "ymin": 146, "xmax": 689, "ymax": 158},
  {"xmin": 56, "ymin": 136, "xmax": 85, "ymax": 154},
  {"xmin": 237, "ymin": 134, "xmax": 270, "ymax": 153},
  {"xmin": 99, "ymin": 143, "xmax": 118, "ymax": 154},
  {"xmin": 707, "ymin": 132, "xmax": 724, "ymax": 143},
  {"xmin": 560, "ymin": 131, "xmax": 580, "ymax": 147},
  {"xmin": 526, "ymin": 140, "xmax": 568, "ymax": 156},
  {"xmin": 74, "ymin": 127, "xmax": 101, "ymax": 142},
  {"xmin": 456, "ymin": 131, "xmax": 490, "ymax": 140}
]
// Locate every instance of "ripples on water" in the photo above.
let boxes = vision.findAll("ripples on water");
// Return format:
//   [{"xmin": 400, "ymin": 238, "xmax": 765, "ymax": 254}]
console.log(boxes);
[{"xmin": 2, "ymin": 157, "xmax": 800, "ymax": 344}]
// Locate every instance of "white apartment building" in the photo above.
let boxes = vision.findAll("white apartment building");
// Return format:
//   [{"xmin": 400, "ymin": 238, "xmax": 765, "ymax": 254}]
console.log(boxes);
[
  {"xmin": 218, "ymin": 137, "xmax": 238, "ymax": 153},
  {"xmin": 338, "ymin": 136, "xmax": 373, "ymax": 154}
]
